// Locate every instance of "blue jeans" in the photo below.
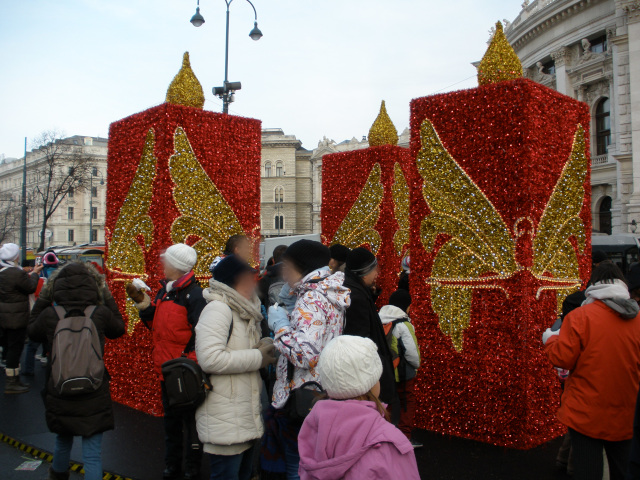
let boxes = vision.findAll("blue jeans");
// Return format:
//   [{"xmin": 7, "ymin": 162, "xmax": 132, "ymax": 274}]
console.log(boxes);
[
  {"xmin": 52, "ymin": 433, "xmax": 103, "ymax": 480},
  {"xmin": 283, "ymin": 440, "xmax": 300, "ymax": 480},
  {"xmin": 209, "ymin": 443, "xmax": 255, "ymax": 480},
  {"xmin": 23, "ymin": 341, "xmax": 38, "ymax": 374}
]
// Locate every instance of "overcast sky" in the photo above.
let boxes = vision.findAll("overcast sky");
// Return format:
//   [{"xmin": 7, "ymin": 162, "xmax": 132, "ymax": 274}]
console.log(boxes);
[{"xmin": 0, "ymin": 0, "xmax": 523, "ymax": 158}]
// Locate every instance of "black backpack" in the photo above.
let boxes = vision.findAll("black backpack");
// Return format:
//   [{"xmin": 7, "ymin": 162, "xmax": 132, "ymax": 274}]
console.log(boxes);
[{"xmin": 161, "ymin": 320, "xmax": 233, "ymax": 411}]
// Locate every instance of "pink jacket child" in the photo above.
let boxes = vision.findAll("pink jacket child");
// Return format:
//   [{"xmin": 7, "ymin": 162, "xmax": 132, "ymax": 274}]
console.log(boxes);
[{"xmin": 298, "ymin": 399, "xmax": 420, "ymax": 479}]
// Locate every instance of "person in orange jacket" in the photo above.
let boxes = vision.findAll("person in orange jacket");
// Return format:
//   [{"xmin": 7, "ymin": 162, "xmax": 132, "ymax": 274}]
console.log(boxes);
[{"xmin": 543, "ymin": 262, "xmax": 640, "ymax": 480}]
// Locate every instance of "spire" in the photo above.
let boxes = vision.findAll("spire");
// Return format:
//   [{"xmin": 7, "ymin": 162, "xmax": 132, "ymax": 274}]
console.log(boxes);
[
  {"xmin": 477, "ymin": 21, "xmax": 523, "ymax": 86},
  {"xmin": 165, "ymin": 52, "xmax": 205, "ymax": 109},
  {"xmin": 368, "ymin": 101, "xmax": 398, "ymax": 147}
]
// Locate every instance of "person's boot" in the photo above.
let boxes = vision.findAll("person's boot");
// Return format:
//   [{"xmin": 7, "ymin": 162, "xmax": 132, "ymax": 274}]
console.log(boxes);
[
  {"xmin": 4, "ymin": 368, "xmax": 29, "ymax": 394},
  {"xmin": 48, "ymin": 466, "xmax": 70, "ymax": 480}
]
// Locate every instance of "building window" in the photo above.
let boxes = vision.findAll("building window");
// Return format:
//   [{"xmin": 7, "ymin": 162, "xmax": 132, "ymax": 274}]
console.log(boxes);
[
  {"xmin": 274, "ymin": 215, "xmax": 284, "ymax": 230},
  {"xmin": 84, "ymin": 137, "xmax": 93, "ymax": 146},
  {"xmin": 92, "ymin": 186, "xmax": 98, "ymax": 197},
  {"xmin": 599, "ymin": 196, "xmax": 612, "ymax": 235},
  {"xmin": 68, "ymin": 207, "xmax": 74, "ymax": 220},
  {"xmin": 92, "ymin": 206, "xmax": 98, "ymax": 220},
  {"xmin": 68, "ymin": 229, "xmax": 75, "ymax": 242},
  {"xmin": 92, "ymin": 166, "xmax": 98, "ymax": 176},
  {"xmin": 68, "ymin": 187, "xmax": 74, "ymax": 198},
  {"xmin": 275, "ymin": 187, "xmax": 284, "ymax": 202},
  {"xmin": 596, "ymin": 98, "xmax": 611, "ymax": 155},
  {"xmin": 276, "ymin": 162, "xmax": 283, "ymax": 177},
  {"xmin": 91, "ymin": 229, "xmax": 98, "ymax": 242},
  {"xmin": 590, "ymin": 35, "xmax": 608, "ymax": 54},
  {"xmin": 542, "ymin": 59, "xmax": 555, "ymax": 75},
  {"xmin": 264, "ymin": 162, "xmax": 271, "ymax": 178}
]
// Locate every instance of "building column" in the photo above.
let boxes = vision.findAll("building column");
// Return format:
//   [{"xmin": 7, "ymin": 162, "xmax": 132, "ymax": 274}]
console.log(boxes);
[
  {"xmin": 623, "ymin": 2, "xmax": 640, "ymax": 216},
  {"xmin": 551, "ymin": 47, "xmax": 572, "ymax": 96}
]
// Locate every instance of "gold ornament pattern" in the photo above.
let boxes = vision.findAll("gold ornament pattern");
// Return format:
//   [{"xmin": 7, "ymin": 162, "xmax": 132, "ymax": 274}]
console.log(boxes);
[
  {"xmin": 418, "ymin": 119, "xmax": 586, "ymax": 352},
  {"xmin": 368, "ymin": 100, "xmax": 399, "ymax": 147},
  {"xmin": 169, "ymin": 127, "xmax": 245, "ymax": 279},
  {"xmin": 332, "ymin": 163, "xmax": 384, "ymax": 253},
  {"xmin": 165, "ymin": 52, "xmax": 205, "ymax": 109},
  {"xmin": 105, "ymin": 129, "xmax": 158, "ymax": 333},
  {"xmin": 392, "ymin": 162, "xmax": 410, "ymax": 257},
  {"xmin": 477, "ymin": 21, "xmax": 523, "ymax": 86}
]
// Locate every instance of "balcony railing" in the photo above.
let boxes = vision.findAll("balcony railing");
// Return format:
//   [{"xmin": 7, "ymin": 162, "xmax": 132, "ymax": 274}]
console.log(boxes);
[
  {"xmin": 509, "ymin": 0, "xmax": 566, "ymax": 30},
  {"xmin": 592, "ymin": 154, "xmax": 610, "ymax": 166}
]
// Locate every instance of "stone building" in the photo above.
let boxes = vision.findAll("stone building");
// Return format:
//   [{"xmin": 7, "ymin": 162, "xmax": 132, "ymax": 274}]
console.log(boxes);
[
  {"xmin": 505, "ymin": 0, "xmax": 640, "ymax": 234},
  {"xmin": 0, "ymin": 136, "xmax": 108, "ymax": 250},
  {"xmin": 260, "ymin": 129, "xmax": 313, "ymax": 238}
]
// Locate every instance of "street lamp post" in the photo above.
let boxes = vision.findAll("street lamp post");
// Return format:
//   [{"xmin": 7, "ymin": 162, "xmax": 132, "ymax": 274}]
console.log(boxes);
[
  {"xmin": 190, "ymin": 0, "xmax": 263, "ymax": 114},
  {"xmin": 88, "ymin": 169, "xmax": 104, "ymax": 244}
]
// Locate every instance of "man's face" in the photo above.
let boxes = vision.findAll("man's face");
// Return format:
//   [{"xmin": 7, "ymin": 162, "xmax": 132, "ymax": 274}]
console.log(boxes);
[
  {"xmin": 360, "ymin": 266, "xmax": 379, "ymax": 287},
  {"xmin": 234, "ymin": 238, "xmax": 252, "ymax": 262}
]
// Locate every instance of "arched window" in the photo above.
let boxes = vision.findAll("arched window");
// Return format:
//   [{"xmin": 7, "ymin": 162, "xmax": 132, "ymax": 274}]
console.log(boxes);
[
  {"xmin": 264, "ymin": 162, "xmax": 272, "ymax": 178},
  {"xmin": 274, "ymin": 215, "xmax": 284, "ymax": 230},
  {"xmin": 599, "ymin": 196, "xmax": 612, "ymax": 235},
  {"xmin": 276, "ymin": 162, "xmax": 283, "ymax": 177},
  {"xmin": 274, "ymin": 187, "xmax": 284, "ymax": 202},
  {"xmin": 596, "ymin": 98, "xmax": 611, "ymax": 155}
]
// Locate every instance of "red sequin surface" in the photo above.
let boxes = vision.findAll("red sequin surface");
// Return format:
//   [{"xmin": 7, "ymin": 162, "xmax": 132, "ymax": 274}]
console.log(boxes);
[
  {"xmin": 104, "ymin": 103, "xmax": 261, "ymax": 415},
  {"xmin": 408, "ymin": 78, "xmax": 592, "ymax": 448}
]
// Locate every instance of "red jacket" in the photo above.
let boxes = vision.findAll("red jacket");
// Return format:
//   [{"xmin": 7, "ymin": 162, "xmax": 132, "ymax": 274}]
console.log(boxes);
[
  {"xmin": 546, "ymin": 300, "xmax": 640, "ymax": 441},
  {"xmin": 139, "ymin": 272, "xmax": 206, "ymax": 375}
]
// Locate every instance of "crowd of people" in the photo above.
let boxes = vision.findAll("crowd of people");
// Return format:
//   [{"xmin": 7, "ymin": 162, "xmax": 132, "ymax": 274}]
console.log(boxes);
[{"xmin": 5, "ymin": 234, "xmax": 640, "ymax": 480}]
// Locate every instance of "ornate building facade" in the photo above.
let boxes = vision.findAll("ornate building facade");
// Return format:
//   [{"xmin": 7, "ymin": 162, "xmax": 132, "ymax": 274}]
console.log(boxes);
[{"xmin": 505, "ymin": 0, "xmax": 640, "ymax": 234}]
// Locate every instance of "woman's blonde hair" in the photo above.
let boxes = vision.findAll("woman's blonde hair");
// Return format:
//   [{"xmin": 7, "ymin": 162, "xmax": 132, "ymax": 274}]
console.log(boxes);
[{"xmin": 318, "ymin": 390, "xmax": 390, "ymax": 421}]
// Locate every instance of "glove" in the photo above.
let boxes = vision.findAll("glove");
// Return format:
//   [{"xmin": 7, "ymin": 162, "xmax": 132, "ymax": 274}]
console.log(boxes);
[
  {"xmin": 256, "ymin": 342, "xmax": 276, "ymax": 368},
  {"xmin": 542, "ymin": 328, "xmax": 559, "ymax": 345},
  {"xmin": 268, "ymin": 306, "xmax": 290, "ymax": 332},
  {"xmin": 125, "ymin": 283, "xmax": 145, "ymax": 303}
]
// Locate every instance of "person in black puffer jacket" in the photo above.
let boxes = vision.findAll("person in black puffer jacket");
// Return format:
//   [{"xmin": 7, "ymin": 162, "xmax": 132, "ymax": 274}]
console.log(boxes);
[
  {"xmin": 343, "ymin": 247, "xmax": 400, "ymax": 425},
  {"xmin": 0, "ymin": 242, "xmax": 43, "ymax": 394},
  {"xmin": 28, "ymin": 262, "xmax": 125, "ymax": 480}
]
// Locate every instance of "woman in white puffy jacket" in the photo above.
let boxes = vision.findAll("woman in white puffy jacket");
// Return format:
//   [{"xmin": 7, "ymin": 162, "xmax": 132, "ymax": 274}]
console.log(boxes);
[{"xmin": 195, "ymin": 255, "xmax": 276, "ymax": 480}]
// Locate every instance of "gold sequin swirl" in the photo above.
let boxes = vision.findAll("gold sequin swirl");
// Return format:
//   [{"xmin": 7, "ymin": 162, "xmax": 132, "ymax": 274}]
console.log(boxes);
[
  {"xmin": 332, "ymin": 163, "xmax": 384, "ymax": 254},
  {"xmin": 166, "ymin": 52, "xmax": 205, "ymax": 109},
  {"xmin": 169, "ymin": 127, "xmax": 245, "ymax": 279},
  {"xmin": 477, "ymin": 21, "xmax": 523, "ymax": 86},
  {"xmin": 392, "ymin": 163, "xmax": 410, "ymax": 256},
  {"xmin": 368, "ymin": 101, "xmax": 399, "ymax": 147}
]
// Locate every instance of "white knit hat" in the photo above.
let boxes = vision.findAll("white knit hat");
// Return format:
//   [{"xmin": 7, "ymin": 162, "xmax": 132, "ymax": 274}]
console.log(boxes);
[
  {"xmin": 161, "ymin": 243, "xmax": 197, "ymax": 272},
  {"xmin": 318, "ymin": 335, "xmax": 383, "ymax": 400},
  {"xmin": 0, "ymin": 243, "xmax": 20, "ymax": 262}
]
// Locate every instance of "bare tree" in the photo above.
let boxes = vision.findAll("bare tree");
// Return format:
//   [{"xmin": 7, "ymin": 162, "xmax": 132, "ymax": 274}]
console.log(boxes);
[
  {"xmin": 30, "ymin": 130, "xmax": 92, "ymax": 251},
  {"xmin": 0, "ymin": 192, "xmax": 20, "ymax": 245}
]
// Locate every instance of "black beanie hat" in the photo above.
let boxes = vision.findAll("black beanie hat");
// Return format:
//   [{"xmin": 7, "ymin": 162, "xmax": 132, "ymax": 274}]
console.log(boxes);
[
  {"xmin": 212, "ymin": 255, "xmax": 255, "ymax": 288},
  {"xmin": 388, "ymin": 289, "xmax": 412, "ymax": 313},
  {"xmin": 346, "ymin": 247, "xmax": 377, "ymax": 275},
  {"xmin": 329, "ymin": 244, "xmax": 350, "ymax": 263},
  {"xmin": 283, "ymin": 240, "xmax": 331, "ymax": 276}
]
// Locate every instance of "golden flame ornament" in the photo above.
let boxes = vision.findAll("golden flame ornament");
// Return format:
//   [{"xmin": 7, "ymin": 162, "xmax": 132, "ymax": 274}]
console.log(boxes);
[
  {"xmin": 418, "ymin": 119, "xmax": 586, "ymax": 351},
  {"xmin": 368, "ymin": 101, "xmax": 399, "ymax": 147},
  {"xmin": 392, "ymin": 163, "xmax": 410, "ymax": 256},
  {"xmin": 169, "ymin": 127, "xmax": 245, "ymax": 279},
  {"xmin": 332, "ymin": 163, "xmax": 384, "ymax": 253},
  {"xmin": 165, "ymin": 52, "xmax": 205, "ymax": 109},
  {"xmin": 477, "ymin": 21, "xmax": 523, "ymax": 86}
]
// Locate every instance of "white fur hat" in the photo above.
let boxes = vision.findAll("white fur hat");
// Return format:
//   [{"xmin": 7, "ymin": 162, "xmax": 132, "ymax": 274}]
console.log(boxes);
[
  {"xmin": 0, "ymin": 243, "xmax": 20, "ymax": 262},
  {"xmin": 318, "ymin": 335, "xmax": 383, "ymax": 400},
  {"xmin": 161, "ymin": 243, "xmax": 197, "ymax": 273}
]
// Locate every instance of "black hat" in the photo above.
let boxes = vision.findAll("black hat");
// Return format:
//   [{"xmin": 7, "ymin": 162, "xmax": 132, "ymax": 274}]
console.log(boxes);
[
  {"xmin": 329, "ymin": 244, "xmax": 350, "ymax": 263},
  {"xmin": 388, "ymin": 289, "xmax": 411, "ymax": 313},
  {"xmin": 282, "ymin": 240, "xmax": 331, "ymax": 276},
  {"xmin": 592, "ymin": 250, "xmax": 608, "ymax": 265},
  {"xmin": 628, "ymin": 263, "xmax": 640, "ymax": 292},
  {"xmin": 346, "ymin": 247, "xmax": 378, "ymax": 275},
  {"xmin": 212, "ymin": 255, "xmax": 255, "ymax": 288}
]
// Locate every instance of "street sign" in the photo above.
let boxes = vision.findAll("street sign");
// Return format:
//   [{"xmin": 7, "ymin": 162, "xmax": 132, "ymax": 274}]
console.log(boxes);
[{"xmin": 38, "ymin": 229, "xmax": 53, "ymax": 239}]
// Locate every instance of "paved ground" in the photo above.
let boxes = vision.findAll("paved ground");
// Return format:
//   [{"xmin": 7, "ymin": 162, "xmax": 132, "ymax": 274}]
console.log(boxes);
[
  {"xmin": 0, "ymin": 354, "xmax": 601, "ymax": 480},
  {"xmin": 0, "ymin": 440, "xmax": 83, "ymax": 480}
]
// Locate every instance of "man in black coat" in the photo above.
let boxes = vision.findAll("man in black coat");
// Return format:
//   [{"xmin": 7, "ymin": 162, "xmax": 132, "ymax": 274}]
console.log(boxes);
[
  {"xmin": 0, "ymin": 243, "xmax": 42, "ymax": 394},
  {"xmin": 258, "ymin": 244, "xmax": 287, "ymax": 308},
  {"xmin": 342, "ymin": 247, "xmax": 400, "ymax": 423}
]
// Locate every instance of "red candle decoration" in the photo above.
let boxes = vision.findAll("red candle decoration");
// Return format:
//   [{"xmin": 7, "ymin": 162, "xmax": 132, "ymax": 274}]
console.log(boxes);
[
  {"xmin": 322, "ymin": 101, "xmax": 414, "ymax": 305},
  {"xmin": 407, "ymin": 23, "xmax": 591, "ymax": 448},
  {"xmin": 103, "ymin": 53, "xmax": 261, "ymax": 415}
]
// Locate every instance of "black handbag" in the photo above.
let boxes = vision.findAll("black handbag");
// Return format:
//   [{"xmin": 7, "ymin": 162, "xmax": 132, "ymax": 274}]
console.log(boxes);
[{"xmin": 284, "ymin": 361, "xmax": 325, "ymax": 423}]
